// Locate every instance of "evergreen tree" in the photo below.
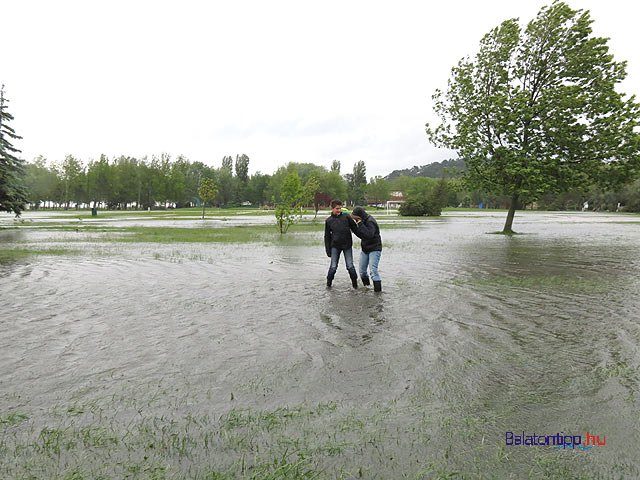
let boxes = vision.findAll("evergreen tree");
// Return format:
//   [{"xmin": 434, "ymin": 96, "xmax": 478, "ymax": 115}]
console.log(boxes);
[{"xmin": 0, "ymin": 85, "xmax": 28, "ymax": 215}]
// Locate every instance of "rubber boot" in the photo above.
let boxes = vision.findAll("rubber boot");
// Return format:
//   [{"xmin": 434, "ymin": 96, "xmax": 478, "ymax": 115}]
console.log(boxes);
[
  {"xmin": 361, "ymin": 276, "xmax": 370, "ymax": 286},
  {"xmin": 327, "ymin": 276, "xmax": 333, "ymax": 287},
  {"xmin": 373, "ymin": 280, "xmax": 382, "ymax": 292},
  {"xmin": 349, "ymin": 271, "xmax": 358, "ymax": 289}
]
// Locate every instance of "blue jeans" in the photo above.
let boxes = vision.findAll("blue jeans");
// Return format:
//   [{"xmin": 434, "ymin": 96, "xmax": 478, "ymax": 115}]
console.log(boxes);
[
  {"xmin": 327, "ymin": 247, "xmax": 357, "ymax": 279},
  {"xmin": 359, "ymin": 250, "xmax": 381, "ymax": 282}
]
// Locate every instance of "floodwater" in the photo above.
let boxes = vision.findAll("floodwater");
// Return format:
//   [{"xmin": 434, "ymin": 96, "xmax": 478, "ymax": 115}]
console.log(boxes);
[{"xmin": 1, "ymin": 211, "xmax": 640, "ymax": 478}]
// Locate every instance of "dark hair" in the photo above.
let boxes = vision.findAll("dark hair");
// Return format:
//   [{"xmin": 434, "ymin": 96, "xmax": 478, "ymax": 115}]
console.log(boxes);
[{"xmin": 330, "ymin": 200, "xmax": 343, "ymax": 208}]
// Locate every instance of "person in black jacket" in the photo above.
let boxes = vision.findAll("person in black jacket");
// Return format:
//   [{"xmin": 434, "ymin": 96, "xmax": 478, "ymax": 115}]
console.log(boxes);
[
  {"xmin": 351, "ymin": 206, "xmax": 383, "ymax": 292},
  {"xmin": 324, "ymin": 200, "xmax": 362, "ymax": 288}
]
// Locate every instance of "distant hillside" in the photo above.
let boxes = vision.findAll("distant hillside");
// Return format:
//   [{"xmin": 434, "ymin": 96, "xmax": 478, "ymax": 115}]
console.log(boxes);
[{"xmin": 384, "ymin": 158, "xmax": 466, "ymax": 181}]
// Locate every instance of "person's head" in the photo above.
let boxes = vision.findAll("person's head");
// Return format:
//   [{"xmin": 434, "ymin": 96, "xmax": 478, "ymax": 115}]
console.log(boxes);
[
  {"xmin": 330, "ymin": 200, "xmax": 343, "ymax": 215},
  {"xmin": 352, "ymin": 206, "xmax": 367, "ymax": 219}
]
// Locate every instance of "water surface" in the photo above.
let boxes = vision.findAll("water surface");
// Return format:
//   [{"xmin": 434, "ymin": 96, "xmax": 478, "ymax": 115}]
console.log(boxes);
[{"xmin": 1, "ymin": 211, "xmax": 639, "ymax": 478}]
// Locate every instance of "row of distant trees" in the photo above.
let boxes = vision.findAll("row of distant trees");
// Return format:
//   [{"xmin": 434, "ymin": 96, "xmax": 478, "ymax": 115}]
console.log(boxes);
[{"xmin": 21, "ymin": 154, "xmax": 401, "ymax": 211}]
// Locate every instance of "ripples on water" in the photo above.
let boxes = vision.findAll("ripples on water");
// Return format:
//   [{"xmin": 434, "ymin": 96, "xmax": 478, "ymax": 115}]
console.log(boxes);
[{"xmin": 1, "ymin": 212, "xmax": 640, "ymax": 477}]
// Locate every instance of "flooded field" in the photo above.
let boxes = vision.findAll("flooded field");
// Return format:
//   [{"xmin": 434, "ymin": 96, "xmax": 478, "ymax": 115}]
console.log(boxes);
[{"xmin": 1, "ymin": 210, "xmax": 640, "ymax": 479}]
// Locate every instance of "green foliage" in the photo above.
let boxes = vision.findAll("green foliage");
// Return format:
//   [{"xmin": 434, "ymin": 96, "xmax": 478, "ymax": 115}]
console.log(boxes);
[
  {"xmin": 366, "ymin": 176, "xmax": 391, "ymax": 206},
  {"xmin": 344, "ymin": 160, "xmax": 367, "ymax": 205},
  {"xmin": 275, "ymin": 171, "xmax": 305, "ymax": 233},
  {"xmin": 399, "ymin": 197, "xmax": 441, "ymax": 217},
  {"xmin": 302, "ymin": 174, "xmax": 320, "ymax": 213},
  {"xmin": 398, "ymin": 197, "xmax": 428, "ymax": 216},
  {"xmin": 234, "ymin": 154, "xmax": 250, "ymax": 184},
  {"xmin": 266, "ymin": 163, "xmax": 320, "ymax": 204},
  {"xmin": 24, "ymin": 156, "xmax": 58, "ymax": 207},
  {"xmin": 318, "ymin": 170, "xmax": 347, "ymax": 204},
  {"xmin": 399, "ymin": 178, "xmax": 449, "ymax": 216},
  {"xmin": 246, "ymin": 172, "xmax": 271, "ymax": 205},
  {"xmin": 198, "ymin": 177, "xmax": 219, "ymax": 218},
  {"xmin": 60, "ymin": 155, "xmax": 86, "ymax": 208},
  {"xmin": 0, "ymin": 85, "xmax": 28, "ymax": 215},
  {"xmin": 407, "ymin": 177, "xmax": 438, "ymax": 198},
  {"xmin": 221, "ymin": 155, "xmax": 233, "ymax": 173},
  {"xmin": 390, "ymin": 175, "xmax": 413, "ymax": 196},
  {"xmin": 427, "ymin": 2, "xmax": 640, "ymax": 232},
  {"xmin": 234, "ymin": 154, "xmax": 250, "ymax": 203}
]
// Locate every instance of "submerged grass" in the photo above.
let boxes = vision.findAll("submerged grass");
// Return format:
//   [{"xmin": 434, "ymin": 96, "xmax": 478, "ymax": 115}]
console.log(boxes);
[
  {"xmin": 0, "ymin": 247, "xmax": 81, "ymax": 262},
  {"xmin": 6, "ymin": 217, "xmax": 418, "ymax": 246},
  {"xmin": 2, "ymin": 377, "xmax": 614, "ymax": 479},
  {"xmin": 112, "ymin": 225, "xmax": 324, "ymax": 244}
]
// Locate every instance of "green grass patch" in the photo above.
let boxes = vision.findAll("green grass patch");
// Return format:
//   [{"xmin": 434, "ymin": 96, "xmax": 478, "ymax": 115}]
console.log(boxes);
[
  {"xmin": 0, "ymin": 248, "xmax": 81, "ymax": 262},
  {"xmin": 0, "ymin": 412, "xmax": 29, "ymax": 425},
  {"xmin": 112, "ymin": 225, "xmax": 323, "ymax": 243}
]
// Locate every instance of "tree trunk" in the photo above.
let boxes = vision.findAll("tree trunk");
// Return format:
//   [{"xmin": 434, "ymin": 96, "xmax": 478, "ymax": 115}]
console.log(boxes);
[
  {"xmin": 503, "ymin": 193, "xmax": 519, "ymax": 233},
  {"xmin": 202, "ymin": 205, "xmax": 205, "ymax": 219}
]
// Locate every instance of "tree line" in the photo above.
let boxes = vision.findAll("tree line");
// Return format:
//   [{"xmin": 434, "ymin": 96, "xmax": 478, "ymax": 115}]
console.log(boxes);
[{"xmin": 20, "ymin": 154, "xmax": 399, "ymax": 211}]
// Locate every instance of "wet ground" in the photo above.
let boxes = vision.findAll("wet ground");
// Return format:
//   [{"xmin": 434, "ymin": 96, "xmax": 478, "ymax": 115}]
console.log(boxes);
[{"xmin": 1, "ymin": 211, "xmax": 640, "ymax": 478}]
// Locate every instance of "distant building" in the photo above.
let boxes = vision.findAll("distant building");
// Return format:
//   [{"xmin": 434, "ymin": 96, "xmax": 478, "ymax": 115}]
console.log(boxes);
[{"xmin": 386, "ymin": 191, "xmax": 406, "ymax": 209}]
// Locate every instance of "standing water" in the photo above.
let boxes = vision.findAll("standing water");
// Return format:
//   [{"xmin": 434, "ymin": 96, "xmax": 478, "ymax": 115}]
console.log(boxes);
[{"xmin": 1, "ymin": 211, "xmax": 639, "ymax": 478}]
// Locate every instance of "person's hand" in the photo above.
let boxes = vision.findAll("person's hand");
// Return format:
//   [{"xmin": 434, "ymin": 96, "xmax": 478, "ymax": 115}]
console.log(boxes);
[
  {"xmin": 351, "ymin": 214, "xmax": 362, "ymax": 223},
  {"xmin": 326, "ymin": 251, "xmax": 331, "ymax": 257}
]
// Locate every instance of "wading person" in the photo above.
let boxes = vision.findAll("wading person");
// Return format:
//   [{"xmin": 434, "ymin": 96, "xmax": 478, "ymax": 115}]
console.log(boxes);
[
  {"xmin": 351, "ymin": 206, "xmax": 383, "ymax": 292},
  {"xmin": 324, "ymin": 200, "xmax": 360, "ymax": 288}
]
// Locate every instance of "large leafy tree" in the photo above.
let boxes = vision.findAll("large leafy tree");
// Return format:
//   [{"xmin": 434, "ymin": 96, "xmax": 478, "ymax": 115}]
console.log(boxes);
[
  {"xmin": 427, "ymin": 2, "xmax": 640, "ymax": 233},
  {"xmin": 0, "ymin": 85, "xmax": 28, "ymax": 215}
]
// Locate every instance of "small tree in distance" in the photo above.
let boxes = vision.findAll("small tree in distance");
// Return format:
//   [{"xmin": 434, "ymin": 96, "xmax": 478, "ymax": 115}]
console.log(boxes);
[
  {"xmin": 275, "ymin": 171, "xmax": 304, "ymax": 233},
  {"xmin": 198, "ymin": 177, "xmax": 218, "ymax": 219}
]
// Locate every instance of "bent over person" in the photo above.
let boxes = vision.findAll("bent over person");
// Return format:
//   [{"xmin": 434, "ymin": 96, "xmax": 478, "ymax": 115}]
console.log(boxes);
[
  {"xmin": 351, "ymin": 206, "xmax": 383, "ymax": 292},
  {"xmin": 324, "ymin": 200, "xmax": 361, "ymax": 288}
]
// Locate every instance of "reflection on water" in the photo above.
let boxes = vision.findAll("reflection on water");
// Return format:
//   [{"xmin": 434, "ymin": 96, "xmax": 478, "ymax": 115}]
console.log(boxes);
[{"xmin": 1, "ymin": 212, "xmax": 640, "ymax": 477}]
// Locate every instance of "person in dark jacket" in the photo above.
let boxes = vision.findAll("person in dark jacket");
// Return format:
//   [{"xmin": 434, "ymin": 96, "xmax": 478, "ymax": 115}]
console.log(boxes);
[
  {"xmin": 351, "ymin": 206, "xmax": 383, "ymax": 292},
  {"xmin": 324, "ymin": 200, "xmax": 362, "ymax": 288}
]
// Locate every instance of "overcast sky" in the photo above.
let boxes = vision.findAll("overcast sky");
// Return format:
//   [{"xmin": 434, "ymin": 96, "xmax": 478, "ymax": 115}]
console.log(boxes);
[{"xmin": 4, "ymin": 0, "xmax": 639, "ymax": 178}]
